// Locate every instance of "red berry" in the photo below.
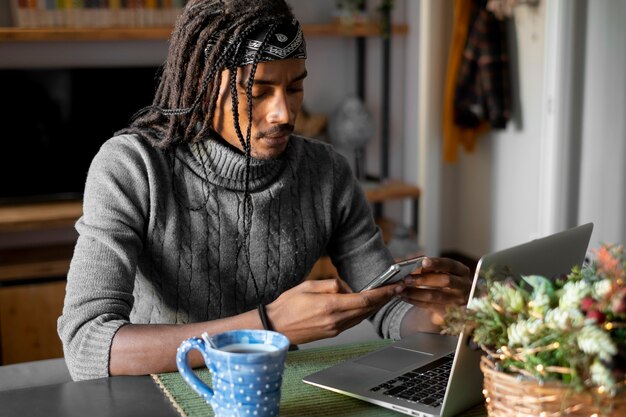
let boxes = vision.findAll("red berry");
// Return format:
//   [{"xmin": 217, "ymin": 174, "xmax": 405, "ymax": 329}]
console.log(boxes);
[
  {"xmin": 586, "ymin": 309, "xmax": 606, "ymax": 324},
  {"xmin": 580, "ymin": 296, "xmax": 596, "ymax": 312}
]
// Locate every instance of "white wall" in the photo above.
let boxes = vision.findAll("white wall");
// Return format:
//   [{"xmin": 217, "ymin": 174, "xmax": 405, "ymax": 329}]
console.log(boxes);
[
  {"xmin": 437, "ymin": 0, "xmax": 626, "ymax": 258},
  {"xmin": 577, "ymin": 0, "xmax": 626, "ymax": 248}
]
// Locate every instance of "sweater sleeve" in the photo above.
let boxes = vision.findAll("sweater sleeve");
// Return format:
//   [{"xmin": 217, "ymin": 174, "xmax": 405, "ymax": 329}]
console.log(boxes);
[
  {"xmin": 57, "ymin": 135, "xmax": 150, "ymax": 380},
  {"xmin": 324, "ymin": 150, "xmax": 413, "ymax": 340}
]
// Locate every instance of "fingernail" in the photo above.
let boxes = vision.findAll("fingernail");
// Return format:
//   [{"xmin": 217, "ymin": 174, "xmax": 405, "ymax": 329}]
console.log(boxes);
[
  {"xmin": 422, "ymin": 258, "xmax": 431, "ymax": 268},
  {"xmin": 404, "ymin": 277, "xmax": 415, "ymax": 285},
  {"xmin": 395, "ymin": 285, "xmax": 405, "ymax": 294}
]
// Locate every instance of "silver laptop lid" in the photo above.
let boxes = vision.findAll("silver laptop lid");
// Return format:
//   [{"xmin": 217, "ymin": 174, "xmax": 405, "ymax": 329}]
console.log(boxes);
[
  {"xmin": 475, "ymin": 223, "xmax": 594, "ymax": 280},
  {"xmin": 440, "ymin": 222, "xmax": 594, "ymax": 417}
]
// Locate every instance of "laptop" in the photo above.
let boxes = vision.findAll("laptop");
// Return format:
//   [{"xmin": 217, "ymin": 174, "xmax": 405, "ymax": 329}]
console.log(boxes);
[{"xmin": 303, "ymin": 223, "xmax": 594, "ymax": 417}]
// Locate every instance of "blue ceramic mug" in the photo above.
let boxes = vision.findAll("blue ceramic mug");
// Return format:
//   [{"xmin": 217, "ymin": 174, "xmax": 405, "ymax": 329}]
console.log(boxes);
[{"xmin": 176, "ymin": 329, "xmax": 290, "ymax": 417}]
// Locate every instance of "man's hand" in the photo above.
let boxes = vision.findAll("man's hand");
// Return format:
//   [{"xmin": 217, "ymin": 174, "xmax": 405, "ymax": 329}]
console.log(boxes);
[
  {"xmin": 266, "ymin": 278, "xmax": 404, "ymax": 344},
  {"xmin": 399, "ymin": 257, "xmax": 472, "ymax": 331}
]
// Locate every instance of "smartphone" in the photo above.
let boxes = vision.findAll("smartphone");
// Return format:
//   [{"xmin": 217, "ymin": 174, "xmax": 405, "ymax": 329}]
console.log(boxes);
[{"xmin": 359, "ymin": 256, "xmax": 425, "ymax": 292}]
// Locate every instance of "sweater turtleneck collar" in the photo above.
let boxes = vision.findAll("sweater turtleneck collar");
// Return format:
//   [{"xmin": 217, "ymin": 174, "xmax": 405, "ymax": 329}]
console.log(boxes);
[{"xmin": 187, "ymin": 134, "xmax": 289, "ymax": 192}]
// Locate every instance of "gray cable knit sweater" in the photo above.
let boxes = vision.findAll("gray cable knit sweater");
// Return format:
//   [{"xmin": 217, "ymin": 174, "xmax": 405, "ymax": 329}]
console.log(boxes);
[{"xmin": 57, "ymin": 133, "xmax": 412, "ymax": 380}]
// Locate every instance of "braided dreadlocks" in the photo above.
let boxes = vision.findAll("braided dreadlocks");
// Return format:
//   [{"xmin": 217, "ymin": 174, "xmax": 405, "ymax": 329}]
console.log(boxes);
[
  {"xmin": 119, "ymin": 0, "xmax": 296, "ymax": 150},
  {"xmin": 117, "ymin": 0, "xmax": 301, "ymax": 303}
]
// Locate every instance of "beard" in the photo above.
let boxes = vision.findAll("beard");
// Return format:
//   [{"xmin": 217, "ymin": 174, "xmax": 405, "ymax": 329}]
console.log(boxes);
[
  {"xmin": 251, "ymin": 123, "xmax": 294, "ymax": 160},
  {"xmin": 254, "ymin": 123, "xmax": 294, "ymax": 140}
]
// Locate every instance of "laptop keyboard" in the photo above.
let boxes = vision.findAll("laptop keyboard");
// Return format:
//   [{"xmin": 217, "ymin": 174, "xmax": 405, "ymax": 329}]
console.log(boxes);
[{"xmin": 369, "ymin": 353, "xmax": 454, "ymax": 408}]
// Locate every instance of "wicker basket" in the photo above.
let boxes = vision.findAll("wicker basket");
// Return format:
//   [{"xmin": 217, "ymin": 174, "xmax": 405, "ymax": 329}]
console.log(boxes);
[{"xmin": 480, "ymin": 356, "xmax": 626, "ymax": 417}]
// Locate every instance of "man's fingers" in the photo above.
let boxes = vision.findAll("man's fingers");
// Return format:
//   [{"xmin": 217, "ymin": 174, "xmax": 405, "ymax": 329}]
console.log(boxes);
[
  {"xmin": 361, "ymin": 280, "xmax": 405, "ymax": 298},
  {"xmin": 302, "ymin": 277, "xmax": 353, "ymax": 294},
  {"xmin": 420, "ymin": 257, "xmax": 471, "ymax": 277},
  {"xmin": 334, "ymin": 283, "xmax": 402, "ymax": 312},
  {"xmin": 406, "ymin": 273, "xmax": 471, "ymax": 291},
  {"xmin": 400, "ymin": 286, "xmax": 468, "ymax": 305},
  {"xmin": 399, "ymin": 257, "xmax": 472, "ymax": 312},
  {"xmin": 297, "ymin": 278, "xmax": 399, "ymax": 315}
]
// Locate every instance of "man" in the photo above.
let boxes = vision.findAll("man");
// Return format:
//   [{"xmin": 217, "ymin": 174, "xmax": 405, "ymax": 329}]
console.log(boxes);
[{"xmin": 58, "ymin": 0, "xmax": 471, "ymax": 381}]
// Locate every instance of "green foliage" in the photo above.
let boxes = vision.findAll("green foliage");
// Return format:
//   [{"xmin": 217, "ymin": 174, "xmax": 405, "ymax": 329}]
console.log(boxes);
[
  {"xmin": 336, "ymin": 0, "xmax": 366, "ymax": 12},
  {"xmin": 443, "ymin": 244, "xmax": 626, "ymax": 395}
]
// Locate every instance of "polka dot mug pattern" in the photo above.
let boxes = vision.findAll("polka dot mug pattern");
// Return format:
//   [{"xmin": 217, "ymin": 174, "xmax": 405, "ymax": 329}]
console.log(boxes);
[{"xmin": 176, "ymin": 329, "xmax": 290, "ymax": 417}]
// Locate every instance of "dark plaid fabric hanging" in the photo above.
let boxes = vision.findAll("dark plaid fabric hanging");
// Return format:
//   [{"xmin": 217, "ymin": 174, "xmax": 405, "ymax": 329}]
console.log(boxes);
[{"xmin": 454, "ymin": 0, "xmax": 511, "ymax": 129}]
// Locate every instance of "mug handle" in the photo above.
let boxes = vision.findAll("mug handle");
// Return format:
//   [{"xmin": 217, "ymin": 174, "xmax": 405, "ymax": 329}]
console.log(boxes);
[{"xmin": 176, "ymin": 337, "xmax": 214, "ymax": 402}]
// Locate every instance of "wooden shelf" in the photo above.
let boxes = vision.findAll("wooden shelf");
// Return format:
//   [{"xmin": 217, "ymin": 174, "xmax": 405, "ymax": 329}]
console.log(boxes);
[
  {"xmin": 363, "ymin": 179, "xmax": 421, "ymax": 244},
  {"xmin": 362, "ymin": 179, "xmax": 421, "ymax": 203},
  {"xmin": 0, "ymin": 244, "xmax": 74, "ymax": 282},
  {"xmin": 0, "ymin": 23, "xmax": 408, "ymax": 42},
  {"xmin": 0, "ymin": 200, "xmax": 82, "ymax": 232},
  {"xmin": 0, "ymin": 26, "xmax": 172, "ymax": 41},
  {"xmin": 303, "ymin": 22, "xmax": 408, "ymax": 37}
]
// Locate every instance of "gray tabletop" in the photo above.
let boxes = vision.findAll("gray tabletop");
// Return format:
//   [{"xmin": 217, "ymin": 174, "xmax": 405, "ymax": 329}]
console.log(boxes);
[{"xmin": 0, "ymin": 375, "xmax": 179, "ymax": 417}]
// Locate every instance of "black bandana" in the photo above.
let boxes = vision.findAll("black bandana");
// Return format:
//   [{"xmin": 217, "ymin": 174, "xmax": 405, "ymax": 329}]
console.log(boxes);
[{"xmin": 205, "ymin": 18, "xmax": 307, "ymax": 66}]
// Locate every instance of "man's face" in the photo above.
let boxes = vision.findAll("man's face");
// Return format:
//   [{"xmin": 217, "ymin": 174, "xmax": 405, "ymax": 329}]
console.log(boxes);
[{"xmin": 212, "ymin": 58, "xmax": 307, "ymax": 160}]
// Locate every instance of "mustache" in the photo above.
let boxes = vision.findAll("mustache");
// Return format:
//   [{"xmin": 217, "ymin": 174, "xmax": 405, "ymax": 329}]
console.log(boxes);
[{"xmin": 254, "ymin": 124, "xmax": 294, "ymax": 139}]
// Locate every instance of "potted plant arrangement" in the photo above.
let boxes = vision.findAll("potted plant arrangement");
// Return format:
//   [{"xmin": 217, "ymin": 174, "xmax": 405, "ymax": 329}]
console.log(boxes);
[
  {"xmin": 332, "ymin": 0, "xmax": 394, "ymax": 37},
  {"xmin": 333, "ymin": 0, "xmax": 368, "ymax": 27},
  {"xmin": 444, "ymin": 243, "xmax": 626, "ymax": 416}
]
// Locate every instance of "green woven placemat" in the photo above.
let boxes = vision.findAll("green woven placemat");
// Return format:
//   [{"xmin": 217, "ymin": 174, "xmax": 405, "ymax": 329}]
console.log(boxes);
[{"xmin": 152, "ymin": 339, "xmax": 487, "ymax": 417}]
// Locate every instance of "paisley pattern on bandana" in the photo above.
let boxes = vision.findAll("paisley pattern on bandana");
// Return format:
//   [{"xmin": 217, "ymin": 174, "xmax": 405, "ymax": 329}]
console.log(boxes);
[{"xmin": 205, "ymin": 18, "xmax": 307, "ymax": 65}]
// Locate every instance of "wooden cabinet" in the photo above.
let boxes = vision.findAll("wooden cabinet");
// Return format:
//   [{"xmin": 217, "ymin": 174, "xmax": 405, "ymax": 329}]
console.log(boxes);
[
  {"xmin": 0, "ymin": 280, "xmax": 66, "ymax": 364},
  {"xmin": 0, "ymin": 202, "xmax": 79, "ymax": 365}
]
